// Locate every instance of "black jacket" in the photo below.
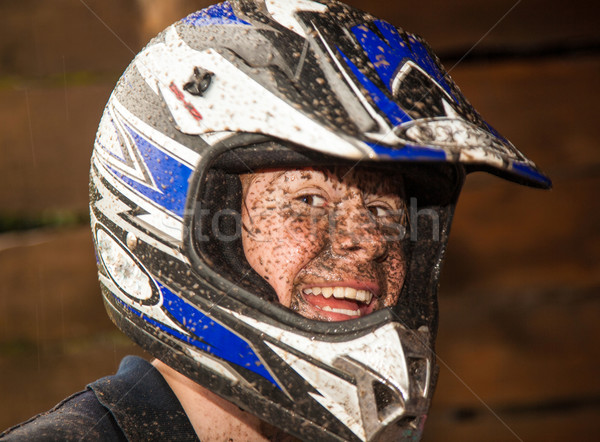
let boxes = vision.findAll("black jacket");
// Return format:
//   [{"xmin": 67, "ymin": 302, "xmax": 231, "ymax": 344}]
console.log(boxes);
[{"xmin": 0, "ymin": 356, "xmax": 198, "ymax": 441}]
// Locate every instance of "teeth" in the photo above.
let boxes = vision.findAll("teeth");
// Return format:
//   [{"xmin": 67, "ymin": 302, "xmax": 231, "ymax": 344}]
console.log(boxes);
[
  {"xmin": 302, "ymin": 286, "xmax": 373, "ymax": 304},
  {"xmin": 320, "ymin": 306, "xmax": 360, "ymax": 316},
  {"xmin": 344, "ymin": 287, "xmax": 357, "ymax": 299},
  {"xmin": 356, "ymin": 290, "xmax": 370, "ymax": 302},
  {"xmin": 333, "ymin": 287, "xmax": 345, "ymax": 299}
]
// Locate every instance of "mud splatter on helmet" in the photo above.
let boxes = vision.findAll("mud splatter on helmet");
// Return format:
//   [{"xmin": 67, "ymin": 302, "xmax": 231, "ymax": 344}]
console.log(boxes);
[{"xmin": 90, "ymin": 1, "xmax": 550, "ymax": 440}]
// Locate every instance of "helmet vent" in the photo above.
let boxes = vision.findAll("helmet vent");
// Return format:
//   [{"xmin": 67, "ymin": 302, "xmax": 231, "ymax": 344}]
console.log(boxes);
[
  {"xmin": 407, "ymin": 357, "xmax": 429, "ymax": 397},
  {"xmin": 373, "ymin": 380, "xmax": 402, "ymax": 420},
  {"xmin": 184, "ymin": 67, "xmax": 214, "ymax": 96},
  {"xmin": 391, "ymin": 61, "xmax": 449, "ymax": 120}
]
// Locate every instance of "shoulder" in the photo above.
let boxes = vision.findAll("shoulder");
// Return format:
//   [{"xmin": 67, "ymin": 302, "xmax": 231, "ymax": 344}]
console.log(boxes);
[
  {"xmin": 0, "ymin": 389, "xmax": 125, "ymax": 441},
  {"xmin": 88, "ymin": 355, "xmax": 198, "ymax": 440},
  {"xmin": 1, "ymin": 356, "xmax": 197, "ymax": 441}
]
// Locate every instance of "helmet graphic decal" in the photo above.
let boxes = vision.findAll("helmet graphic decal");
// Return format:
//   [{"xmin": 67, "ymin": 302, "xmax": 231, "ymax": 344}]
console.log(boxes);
[
  {"xmin": 336, "ymin": 48, "xmax": 413, "ymax": 127},
  {"xmin": 335, "ymin": 20, "xmax": 527, "ymax": 166},
  {"xmin": 182, "ymin": 1, "xmax": 251, "ymax": 27},
  {"xmin": 95, "ymin": 101, "xmax": 197, "ymax": 219},
  {"xmin": 136, "ymin": 26, "xmax": 372, "ymax": 158},
  {"xmin": 95, "ymin": 221, "xmax": 279, "ymax": 386},
  {"xmin": 95, "ymin": 111, "xmax": 157, "ymax": 189},
  {"xmin": 351, "ymin": 20, "xmax": 454, "ymax": 98},
  {"xmin": 158, "ymin": 283, "xmax": 279, "ymax": 386},
  {"xmin": 109, "ymin": 124, "xmax": 193, "ymax": 218},
  {"xmin": 232, "ymin": 310, "xmax": 432, "ymax": 441},
  {"xmin": 263, "ymin": 0, "xmax": 329, "ymax": 37}
]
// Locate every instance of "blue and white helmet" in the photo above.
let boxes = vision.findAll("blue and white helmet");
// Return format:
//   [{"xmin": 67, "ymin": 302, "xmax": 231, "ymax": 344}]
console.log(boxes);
[{"xmin": 90, "ymin": 1, "xmax": 550, "ymax": 440}]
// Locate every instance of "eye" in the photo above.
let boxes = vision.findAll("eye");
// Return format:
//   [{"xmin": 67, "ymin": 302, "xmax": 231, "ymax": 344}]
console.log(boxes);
[
  {"xmin": 296, "ymin": 194, "xmax": 327, "ymax": 208},
  {"xmin": 368, "ymin": 204, "xmax": 392, "ymax": 218}
]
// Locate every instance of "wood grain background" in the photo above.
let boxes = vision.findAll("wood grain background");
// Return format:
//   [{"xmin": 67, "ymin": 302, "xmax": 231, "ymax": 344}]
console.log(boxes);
[{"xmin": 1, "ymin": 1, "xmax": 598, "ymax": 440}]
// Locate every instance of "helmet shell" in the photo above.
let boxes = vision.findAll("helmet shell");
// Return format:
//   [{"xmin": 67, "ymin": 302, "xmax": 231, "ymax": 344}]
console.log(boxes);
[{"xmin": 90, "ymin": 1, "xmax": 549, "ymax": 440}]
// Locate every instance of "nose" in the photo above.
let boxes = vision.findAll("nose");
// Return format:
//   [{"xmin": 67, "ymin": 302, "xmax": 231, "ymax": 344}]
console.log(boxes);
[{"xmin": 330, "ymin": 201, "xmax": 388, "ymax": 261}]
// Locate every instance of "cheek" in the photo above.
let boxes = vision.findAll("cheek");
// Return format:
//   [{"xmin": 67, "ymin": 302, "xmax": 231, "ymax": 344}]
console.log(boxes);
[
  {"xmin": 242, "ymin": 210, "xmax": 328, "ymax": 306},
  {"xmin": 381, "ymin": 242, "xmax": 407, "ymax": 307},
  {"xmin": 282, "ymin": 212, "xmax": 328, "ymax": 246}
]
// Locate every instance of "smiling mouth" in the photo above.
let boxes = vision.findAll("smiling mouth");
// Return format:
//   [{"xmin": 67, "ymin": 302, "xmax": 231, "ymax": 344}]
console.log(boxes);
[{"xmin": 301, "ymin": 286, "xmax": 375, "ymax": 318}]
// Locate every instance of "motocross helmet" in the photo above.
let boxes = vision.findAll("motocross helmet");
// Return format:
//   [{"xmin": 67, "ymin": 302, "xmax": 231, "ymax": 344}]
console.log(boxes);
[{"xmin": 90, "ymin": 1, "xmax": 550, "ymax": 440}]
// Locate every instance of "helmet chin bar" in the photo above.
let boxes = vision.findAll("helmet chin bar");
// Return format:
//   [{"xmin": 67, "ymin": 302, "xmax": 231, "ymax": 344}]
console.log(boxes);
[
  {"xmin": 331, "ymin": 329, "xmax": 433, "ymax": 442},
  {"xmin": 227, "ymin": 308, "xmax": 434, "ymax": 441}
]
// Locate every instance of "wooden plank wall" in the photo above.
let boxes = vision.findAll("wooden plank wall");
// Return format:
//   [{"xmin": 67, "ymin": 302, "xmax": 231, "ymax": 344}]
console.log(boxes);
[{"xmin": 1, "ymin": 1, "xmax": 598, "ymax": 440}]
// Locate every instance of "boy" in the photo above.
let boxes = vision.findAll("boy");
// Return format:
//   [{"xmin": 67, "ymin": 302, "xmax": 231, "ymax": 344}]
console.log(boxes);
[{"xmin": 1, "ymin": 1, "xmax": 549, "ymax": 440}]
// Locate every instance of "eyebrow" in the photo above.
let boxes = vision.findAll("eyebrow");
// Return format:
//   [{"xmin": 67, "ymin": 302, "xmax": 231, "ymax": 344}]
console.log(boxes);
[{"xmin": 270, "ymin": 170, "xmax": 288, "ymax": 183}]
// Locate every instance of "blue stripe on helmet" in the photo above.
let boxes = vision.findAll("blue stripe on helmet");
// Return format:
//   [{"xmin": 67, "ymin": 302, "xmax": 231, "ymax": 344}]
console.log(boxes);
[
  {"xmin": 337, "ymin": 47, "xmax": 412, "ymax": 127},
  {"xmin": 116, "ymin": 295, "xmax": 210, "ymax": 350},
  {"xmin": 158, "ymin": 283, "xmax": 279, "ymax": 386},
  {"xmin": 511, "ymin": 162, "xmax": 553, "ymax": 188},
  {"xmin": 109, "ymin": 286, "xmax": 279, "ymax": 388},
  {"xmin": 367, "ymin": 142, "xmax": 448, "ymax": 161},
  {"xmin": 182, "ymin": 1, "xmax": 250, "ymax": 27},
  {"xmin": 351, "ymin": 20, "xmax": 456, "ymax": 100},
  {"xmin": 109, "ymin": 124, "xmax": 192, "ymax": 218}
]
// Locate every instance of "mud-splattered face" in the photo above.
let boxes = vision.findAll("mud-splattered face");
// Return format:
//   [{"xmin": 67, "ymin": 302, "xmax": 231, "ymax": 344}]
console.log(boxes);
[{"xmin": 241, "ymin": 167, "xmax": 408, "ymax": 322}]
